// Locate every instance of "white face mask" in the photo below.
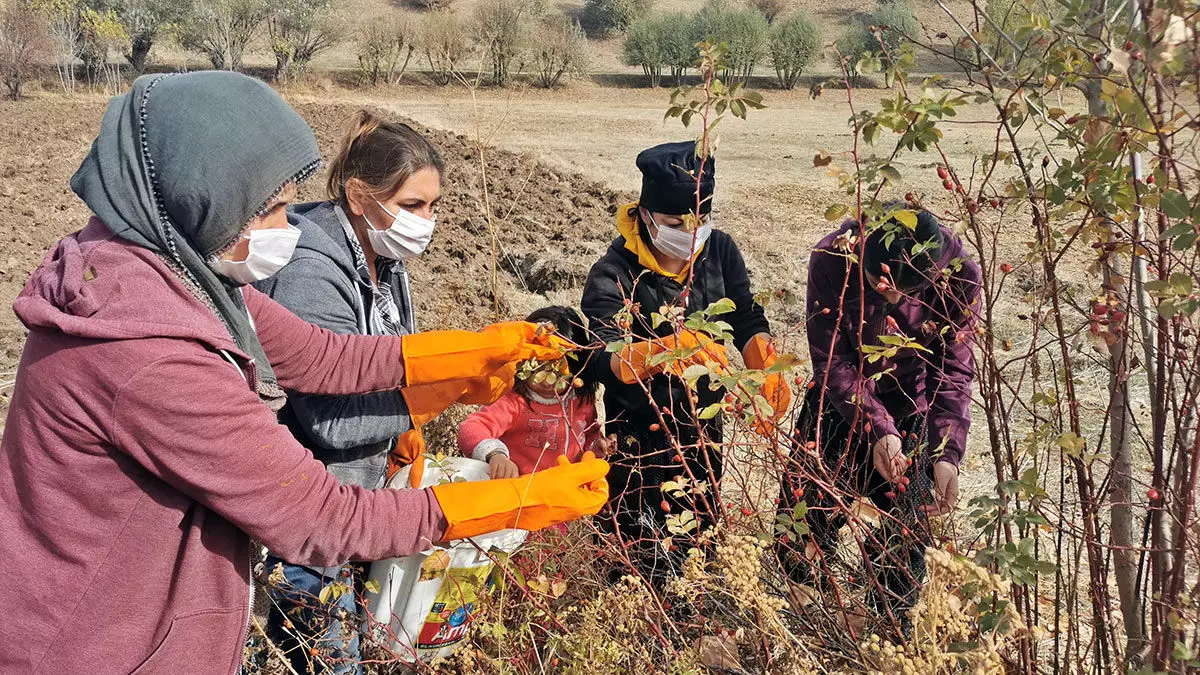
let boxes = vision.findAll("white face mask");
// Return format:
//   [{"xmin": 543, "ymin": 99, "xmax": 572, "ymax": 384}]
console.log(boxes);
[
  {"xmin": 365, "ymin": 201, "xmax": 437, "ymax": 260},
  {"xmin": 212, "ymin": 224, "xmax": 301, "ymax": 285},
  {"xmin": 647, "ymin": 212, "xmax": 713, "ymax": 261}
]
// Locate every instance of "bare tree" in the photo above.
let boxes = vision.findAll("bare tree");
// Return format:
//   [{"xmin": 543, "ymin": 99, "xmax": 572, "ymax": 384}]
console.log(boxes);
[
  {"xmin": 530, "ymin": 14, "xmax": 586, "ymax": 88},
  {"xmin": 472, "ymin": 0, "xmax": 542, "ymax": 86},
  {"xmin": 33, "ymin": 0, "xmax": 81, "ymax": 92},
  {"xmin": 419, "ymin": 9, "xmax": 468, "ymax": 86},
  {"xmin": 355, "ymin": 12, "xmax": 413, "ymax": 85},
  {"xmin": 0, "ymin": 0, "xmax": 51, "ymax": 99}
]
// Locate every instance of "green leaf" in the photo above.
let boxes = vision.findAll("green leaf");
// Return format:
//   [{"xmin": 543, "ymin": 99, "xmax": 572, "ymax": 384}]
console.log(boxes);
[
  {"xmin": 698, "ymin": 403, "xmax": 722, "ymax": 419},
  {"xmin": 880, "ymin": 165, "xmax": 902, "ymax": 185},
  {"xmin": 706, "ymin": 297, "xmax": 737, "ymax": 316},
  {"xmin": 825, "ymin": 203, "xmax": 849, "ymax": 221},
  {"xmin": 364, "ymin": 579, "xmax": 380, "ymax": 594},
  {"xmin": 1161, "ymin": 190, "xmax": 1191, "ymax": 219},
  {"xmin": 1162, "ymin": 223, "xmax": 1194, "ymax": 240},
  {"xmin": 892, "ymin": 209, "xmax": 918, "ymax": 230}
]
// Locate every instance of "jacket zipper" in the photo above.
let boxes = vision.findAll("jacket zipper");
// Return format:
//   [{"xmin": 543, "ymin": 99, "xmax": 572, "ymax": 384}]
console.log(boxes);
[{"xmin": 241, "ymin": 549, "xmax": 255, "ymax": 672}]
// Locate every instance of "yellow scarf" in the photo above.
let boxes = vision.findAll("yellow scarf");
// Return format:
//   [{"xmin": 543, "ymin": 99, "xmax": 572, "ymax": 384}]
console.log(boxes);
[{"xmin": 616, "ymin": 202, "xmax": 705, "ymax": 284}]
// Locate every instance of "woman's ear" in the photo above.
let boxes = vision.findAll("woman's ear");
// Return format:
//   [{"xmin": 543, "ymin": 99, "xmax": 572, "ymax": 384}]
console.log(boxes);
[{"xmin": 343, "ymin": 178, "xmax": 371, "ymax": 217}]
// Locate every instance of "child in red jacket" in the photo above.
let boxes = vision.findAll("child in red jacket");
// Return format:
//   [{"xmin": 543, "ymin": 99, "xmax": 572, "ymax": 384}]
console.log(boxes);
[{"xmin": 459, "ymin": 306, "xmax": 606, "ymax": 478}]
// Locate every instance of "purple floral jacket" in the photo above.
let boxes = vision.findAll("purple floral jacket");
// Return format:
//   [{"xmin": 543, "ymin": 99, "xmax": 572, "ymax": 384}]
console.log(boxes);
[{"xmin": 806, "ymin": 220, "xmax": 982, "ymax": 466}]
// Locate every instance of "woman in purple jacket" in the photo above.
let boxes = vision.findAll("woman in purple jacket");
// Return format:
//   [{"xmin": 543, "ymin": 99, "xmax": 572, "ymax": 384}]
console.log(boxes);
[{"xmin": 775, "ymin": 207, "xmax": 981, "ymax": 630}]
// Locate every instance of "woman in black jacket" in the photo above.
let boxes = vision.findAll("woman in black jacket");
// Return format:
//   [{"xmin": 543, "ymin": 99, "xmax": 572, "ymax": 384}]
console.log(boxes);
[{"xmin": 581, "ymin": 141, "xmax": 790, "ymax": 584}]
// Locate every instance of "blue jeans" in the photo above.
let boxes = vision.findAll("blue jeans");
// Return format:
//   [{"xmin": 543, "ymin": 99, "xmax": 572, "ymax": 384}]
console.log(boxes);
[{"xmin": 264, "ymin": 557, "xmax": 363, "ymax": 675}]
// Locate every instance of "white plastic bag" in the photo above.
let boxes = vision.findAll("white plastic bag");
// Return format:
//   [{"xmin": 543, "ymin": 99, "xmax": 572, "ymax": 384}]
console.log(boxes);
[{"xmin": 363, "ymin": 456, "xmax": 527, "ymax": 663}]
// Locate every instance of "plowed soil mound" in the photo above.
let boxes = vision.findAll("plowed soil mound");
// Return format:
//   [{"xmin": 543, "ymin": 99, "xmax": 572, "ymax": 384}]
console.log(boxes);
[{"xmin": 0, "ymin": 95, "xmax": 633, "ymax": 425}]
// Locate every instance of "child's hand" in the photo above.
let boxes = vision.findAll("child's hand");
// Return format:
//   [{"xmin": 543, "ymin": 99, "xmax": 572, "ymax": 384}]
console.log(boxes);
[
  {"xmin": 488, "ymin": 454, "xmax": 520, "ymax": 479},
  {"xmin": 592, "ymin": 434, "xmax": 616, "ymax": 459}
]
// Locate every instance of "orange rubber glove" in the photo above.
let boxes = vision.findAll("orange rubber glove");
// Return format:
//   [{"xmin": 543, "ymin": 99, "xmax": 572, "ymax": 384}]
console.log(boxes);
[
  {"xmin": 389, "ymin": 428, "xmax": 427, "ymax": 486},
  {"xmin": 391, "ymin": 364, "xmax": 518, "ymax": 486},
  {"xmin": 402, "ymin": 322, "xmax": 572, "ymax": 387},
  {"xmin": 615, "ymin": 329, "xmax": 729, "ymax": 384},
  {"xmin": 402, "ymin": 363, "xmax": 516, "ymax": 428},
  {"xmin": 744, "ymin": 334, "xmax": 792, "ymax": 434},
  {"xmin": 431, "ymin": 452, "xmax": 610, "ymax": 541}
]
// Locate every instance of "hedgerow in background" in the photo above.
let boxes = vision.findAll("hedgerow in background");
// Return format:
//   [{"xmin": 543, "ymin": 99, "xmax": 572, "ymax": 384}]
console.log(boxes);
[{"xmin": 768, "ymin": 10, "xmax": 820, "ymax": 90}]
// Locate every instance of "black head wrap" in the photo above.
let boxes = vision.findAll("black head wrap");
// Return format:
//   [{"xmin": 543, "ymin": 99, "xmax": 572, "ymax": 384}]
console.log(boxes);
[
  {"xmin": 863, "ymin": 208, "xmax": 945, "ymax": 292},
  {"xmin": 636, "ymin": 141, "xmax": 715, "ymax": 216},
  {"xmin": 70, "ymin": 71, "xmax": 321, "ymax": 408}
]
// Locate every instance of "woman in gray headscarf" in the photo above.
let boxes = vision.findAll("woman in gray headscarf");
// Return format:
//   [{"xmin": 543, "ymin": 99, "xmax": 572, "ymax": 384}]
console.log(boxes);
[{"xmin": 0, "ymin": 71, "xmax": 607, "ymax": 673}]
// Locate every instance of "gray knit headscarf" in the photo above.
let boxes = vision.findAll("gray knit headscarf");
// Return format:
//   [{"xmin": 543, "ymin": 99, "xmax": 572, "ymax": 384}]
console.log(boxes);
[{"xmin": 70, "ymin": 71, "xmax": 321, "ymax": 408}]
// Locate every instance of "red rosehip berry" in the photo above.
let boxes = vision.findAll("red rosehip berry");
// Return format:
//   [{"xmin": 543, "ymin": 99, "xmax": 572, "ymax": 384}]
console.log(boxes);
[
  {"xmin": 661, "ymin": 500, "xmax": 671, "ymax": 512},
  {"xmin": 904, "ymin": 192, "xmax": 915, "ymax": 202},
  {"xmin": 649, "ymin": 423, "xmax": 661, "ymax": 432},
  {"xmin": 1000, "ymin": 262, "xmax": 1013, "ymax": 274},
  {"xmin": 880, "ymin": 263, "xmax": 891, "ymax": 274},
  {"xmin": 936, "ymin": 166, "xmax": 949, "ymax": 180},
  {"xmin": 741, "ymin": 507, "xmax": 753, "ymax": 516},
  {"xmin": 1145, "ymin": 175, "xmax": 1155, "ymax": 185},
  {"xmin": 1147, "ymin": 488, "xmax": 1160, "ymax": 501},
  {"xmin": 942, "ymin": 179, "xmax": 955, "ymax": 191}
]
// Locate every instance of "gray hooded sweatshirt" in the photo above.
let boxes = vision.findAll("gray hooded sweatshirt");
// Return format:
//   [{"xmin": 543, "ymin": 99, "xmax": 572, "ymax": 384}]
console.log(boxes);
[{"xmin": 254, "ymin": 200, "xmax": 415, "ymax": 488}]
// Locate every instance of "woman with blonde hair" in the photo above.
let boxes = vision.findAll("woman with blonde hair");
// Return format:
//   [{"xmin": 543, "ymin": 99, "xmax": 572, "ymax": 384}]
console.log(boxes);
[{"xmin": 254, "ymin": 109, "xmax": 515, "ymax": 671}]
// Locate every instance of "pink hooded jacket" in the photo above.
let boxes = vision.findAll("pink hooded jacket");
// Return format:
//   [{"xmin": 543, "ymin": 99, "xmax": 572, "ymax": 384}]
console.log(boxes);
[{"xmin": 0, "ymin": 218, "xmax": 448, "ymax": 673}]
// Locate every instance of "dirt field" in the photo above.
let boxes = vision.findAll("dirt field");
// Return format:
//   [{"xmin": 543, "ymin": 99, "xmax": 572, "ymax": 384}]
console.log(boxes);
[{"xmin": 0, "ymin": 78, "xmax": 1065, "ymax": 501}]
